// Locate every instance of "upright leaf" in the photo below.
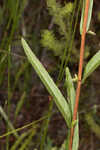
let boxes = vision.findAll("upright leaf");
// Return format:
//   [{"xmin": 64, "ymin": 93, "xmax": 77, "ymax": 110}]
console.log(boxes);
[
  {"xmin": 65, "ymin": 67, "xmax": 76, "ymax": 115},
  {"xmin": 80, "ymin": 0, "xmax": 93, "ymax": 34},
  {"xmin": 21, "ymin": 38, "xmax": 71, "ymax": 127},
  {"xmin": 65, "ymin": 67, "xmax": 79, "ymax": 150},
  {"xmin": 82, "ymin": 50, "xmax": 100, "ymax": 83},
  {"xmin": 72, "ymin": 121, "xmax": 79, "ymax": 150}
]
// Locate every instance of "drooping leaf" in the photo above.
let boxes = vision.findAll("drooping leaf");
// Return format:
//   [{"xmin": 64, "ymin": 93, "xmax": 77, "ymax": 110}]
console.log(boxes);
[
  {"xmin": 80, "ymin": 0, "xmax": 93, "ymax": 34},
  {"xmin": 82, "ymin": 50, "xmax": 100, "ymax": 83},
  {"xmin": 21, "ymin": 38, "xmax": 71, "ymax": 127}
]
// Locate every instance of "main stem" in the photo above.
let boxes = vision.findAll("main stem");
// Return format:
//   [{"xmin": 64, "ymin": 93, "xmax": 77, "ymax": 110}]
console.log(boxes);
[{"xmin": 69, "ymin": 0, "xmax": 90, "ymax": 150}]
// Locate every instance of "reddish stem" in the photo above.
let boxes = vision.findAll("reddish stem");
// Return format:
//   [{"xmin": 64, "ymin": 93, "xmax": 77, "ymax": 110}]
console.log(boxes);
[{"xmin": 69, "ymin": 0, "xmax": 90, "ymax": 150}]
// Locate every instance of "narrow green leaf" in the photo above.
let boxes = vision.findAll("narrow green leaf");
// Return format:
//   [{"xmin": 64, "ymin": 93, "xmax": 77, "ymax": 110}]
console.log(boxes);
[
  {"xmin": 0, "ymin": 106, "xmax": 18, "ymax": 138},
  {"xmin": 15, "ymin": 92, "xmax": 26, "ymax": 119},
  {"xmin": 65, "ymin": 67, "xmax": 76, "ymax": 115},
  {"xmin": 65, "ymin": 120, "xmax": 79, "ymax": 150},
  {"xmin": 82, "ymin": 50, "xmax": 100, "ymax": 83},
  {"xmin": 19, "ymin": 128, "xmax": 36, "ymax": 150},
  {"xmin": 0, "ymin": 54, "xmax": 7, "ymax": 65},
  {"xmin": 72, "ymin": 119, "xmax": 79, "ymax": 150},
  {"xmin": 0, "ymin": 116, "xmax": 46, "ymax": 138},
  {"xmin": 21, "ymin": 38, "xmax": 71, "ymax": 127},
  {"xmin": 13, "ymin": 62, "xmax": 28, "ymax": 92},
  {"xmin": 80, "ymin": 0, "xmax": 93, "ymax": 34},
  {"xmin": 65, "ymin": 130, "xmax": 71, "ymax": 149},
  {"xmin": 85, "ymin": 113, "xmax": 100, "ymax": 139},
  {"xmin": 11, "ymin": 131, "xmax": 29, "ymax": 150},
  {"xmin": 65, "ymin": 68, "xmax": 79, "ymax": 150}
]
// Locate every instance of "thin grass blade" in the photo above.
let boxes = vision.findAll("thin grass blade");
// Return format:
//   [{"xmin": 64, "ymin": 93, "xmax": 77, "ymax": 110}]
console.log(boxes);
[
  {"xmin": 0, "ymin": 116, "xmax": 45, "ymax": 139},
  {"xmin": 11, "ymin": 131, "xmax": 30, "ymax": 150},
  {"xmin": 15, "ymin": 91, "xmax": 26, "ymax": 120},
  {"xmin": 0, "ymin": 106, "xmax": 18, "ymax": 138},
  {"xmin": 19, "ymin": 128, "xmax": 36, "ymax": 150},
  {"xmin": 0, "ymin": 54, "xmax": 7, "ymax": 65}
]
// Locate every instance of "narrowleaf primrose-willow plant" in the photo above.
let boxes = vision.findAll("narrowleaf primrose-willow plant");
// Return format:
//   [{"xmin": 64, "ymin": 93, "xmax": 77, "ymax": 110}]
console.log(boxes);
[{"xmin": 21, "ymin": 0, "xmax": 100, "ymax": 150}]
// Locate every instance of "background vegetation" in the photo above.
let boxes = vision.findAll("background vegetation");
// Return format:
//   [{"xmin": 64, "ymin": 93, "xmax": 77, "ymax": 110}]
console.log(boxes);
[{"xmin": 0, "ymin": 0, "xmax": 100, "ymax": 149}]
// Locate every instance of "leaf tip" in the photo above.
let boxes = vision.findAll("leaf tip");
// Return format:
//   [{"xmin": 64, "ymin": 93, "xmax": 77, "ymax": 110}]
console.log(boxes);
[{"xmin": 21, "ymin": 37, "xmax": 24, "ymax": 44}]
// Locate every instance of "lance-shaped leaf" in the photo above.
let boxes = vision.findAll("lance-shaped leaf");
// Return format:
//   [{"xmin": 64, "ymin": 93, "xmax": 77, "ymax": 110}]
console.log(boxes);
[
  {"xmin": 82, "ymin": 50, "xmax": 100, "ymax": 83},
  {"xmin": 80, "ymin": 0, "xmax": 93, "ymax": 34},
  {"xmin": 66, "ymin": 117, "xmax": 79, "ymax": 150},
  {"xmin": 65, "ymin": 68, "xmax": 76, "ymax": 115},
  {"xmin": 21, "ymin": 38, "xmax": 71, "ymax": 127},
  {"xmin": 65, "ymin": 67, "xmax": 79, "ymax": 150},
  {"xmin": 72, "ymin": 121, "xmax": 79, "ymax": 150}
]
